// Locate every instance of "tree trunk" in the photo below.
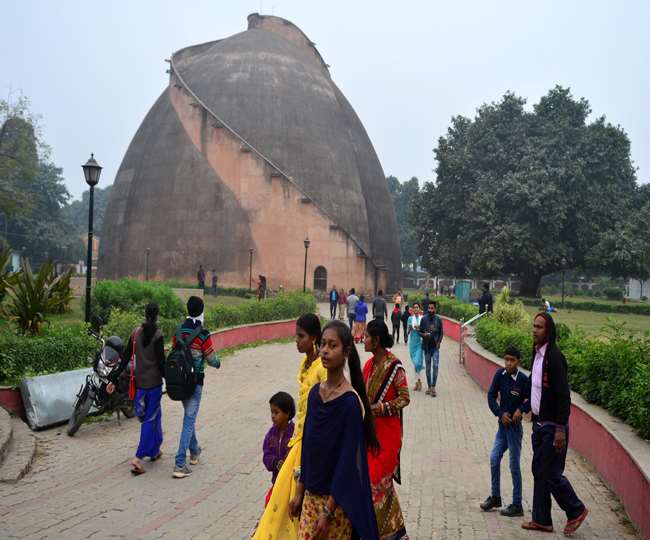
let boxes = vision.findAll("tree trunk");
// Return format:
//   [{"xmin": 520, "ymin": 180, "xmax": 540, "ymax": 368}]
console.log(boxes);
[{"xmin": 520, "ymin": 273, "xmax": 543, "ymax": 298}]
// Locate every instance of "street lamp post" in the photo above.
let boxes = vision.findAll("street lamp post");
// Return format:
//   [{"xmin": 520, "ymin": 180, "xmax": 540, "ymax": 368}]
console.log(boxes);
[
  {"xmin": 561, "ymin": 257, "xmax": 567, "ymax": 309},
  {"xmin": 145, "ymin": 248, "xmax": 151, "ymax": 281},
  {"xmin": 82, "ymin": 154, "xmax": 102, "ymax": 323},
  {"xmin": 303, "ymin": 237, "xmax": 310, "ymax": 293},
  {"xmin": 249, "ymin": 248, "xmax": 254, "ymax": 291}
]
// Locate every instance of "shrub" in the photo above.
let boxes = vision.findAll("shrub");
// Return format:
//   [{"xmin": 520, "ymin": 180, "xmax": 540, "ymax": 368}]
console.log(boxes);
[
  {"xmin": 493, "ymin": 287, "xmax": 529, "ymax": 330},
  {"xmin": 3, "ymin": 261, "xmax": 72, "ymax": 334},
  {"xmin": 475, "ymin": 317, "xmax": 534, "ymax": 368},
  {"xmin": 603, "ymin": 287, "xmax": 624, "ymax": 301},
  {"xmin": 90, "ymin": 279, "xmax": 184, "ymax": 322},
  {"xmin": 103, "ymin": 308, "xmax": 179, "ymax": 344},
  {"xmin": 0, "ymin": 324, "xmax": 97, "ymax": 385},
  {"xmin": 206, "ymin": 291, "xmax": 316, "ymax": 329},
  {"xmin": 408, "ymin": 295, "xmax": 478, "ymax": 321}
]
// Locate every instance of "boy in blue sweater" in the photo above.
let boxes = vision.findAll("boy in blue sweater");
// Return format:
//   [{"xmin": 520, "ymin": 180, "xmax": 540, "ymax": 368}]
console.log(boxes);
[{"xmin": 480, "ymin": 345, "xmax": 530, "ymax": 517}]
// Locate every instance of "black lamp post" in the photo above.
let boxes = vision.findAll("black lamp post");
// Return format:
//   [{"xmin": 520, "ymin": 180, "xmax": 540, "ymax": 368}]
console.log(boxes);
[
  {"xmin": 561, "ymin": 257, "xmax": 567, "ymax": 309},
  {"xmin": 82, "ymin": 154, "xmax": 102, "ymax": 322},
  {"xmin": 303, "ymin": 237, "xmax": 310, "ymax": 293},
  {"xmin": 249, "ymin": 248, "xmax": 254, "ymax": 291},
  {"xmin": 145, "ymin": 248, "xmax": 151, "ymax": 281}
]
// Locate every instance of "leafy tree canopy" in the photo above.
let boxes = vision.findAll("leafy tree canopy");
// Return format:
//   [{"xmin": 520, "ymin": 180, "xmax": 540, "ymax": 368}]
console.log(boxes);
[
  {"xmin": 414, "ymin": 86, "xmax": 639, "ymax": 296},
  {"xmin": 387, "ymin": 175, "xmax": 419, "ymax": 269}
]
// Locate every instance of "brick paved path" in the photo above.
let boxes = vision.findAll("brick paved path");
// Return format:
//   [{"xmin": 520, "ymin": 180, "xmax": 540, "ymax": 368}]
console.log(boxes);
[{"xmin": 0, "ymin": 338, "xmax": 637, "ymax": 539}]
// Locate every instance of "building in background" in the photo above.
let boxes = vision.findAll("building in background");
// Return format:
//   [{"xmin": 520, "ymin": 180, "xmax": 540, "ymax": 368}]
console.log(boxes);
[{"xmin": 99, "ymin": 14, "xmax": 400, "ymax": 292}]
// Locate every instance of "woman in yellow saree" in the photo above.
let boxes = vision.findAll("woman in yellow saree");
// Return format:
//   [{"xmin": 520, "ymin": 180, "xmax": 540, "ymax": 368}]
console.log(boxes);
[{"xmin": 253, "ymin": 313, "xmax": 327, "ymax": 540}]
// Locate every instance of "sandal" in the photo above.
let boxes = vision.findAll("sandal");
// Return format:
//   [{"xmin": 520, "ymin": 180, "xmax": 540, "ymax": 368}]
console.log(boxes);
[
  {"xmin": 564, "ymin": 507, "xmax": 588, "ymax": 536},
  {"xmin": 521, "ymin": 521, "xmax": 553, "ymax": 533},
  {"xmin": 150, "ymin": 451, "xmax": 163, "ymax": 462},
  {"xmin": 131, "ymin": 464, "xmax": 146, "ymax": 475}
]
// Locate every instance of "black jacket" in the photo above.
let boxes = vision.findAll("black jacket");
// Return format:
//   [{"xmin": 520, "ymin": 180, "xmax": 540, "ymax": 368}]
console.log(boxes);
[
  {"xmin": 478, "ymin": 291, "xmax": 493, "ymax": 314},
  {"xmin": 528, "ymin": 344, "xmax": 571, "ymax": 426}
]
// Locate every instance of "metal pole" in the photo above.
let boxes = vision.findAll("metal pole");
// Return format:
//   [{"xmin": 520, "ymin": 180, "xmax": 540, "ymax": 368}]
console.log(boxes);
[
  {"xmin": 562, "ymin": 269, "xmax": 566, "ymax": 308},
  {"xmin": 145, "ymin": 248, "xmax": 150, "ymax": 281},
  {"xmin": 303, "ymin": 245, "xmax": 308, "ymax": 293},
  {"xmin": 84, "ymin": 185, "xmax": 95, "ymax": 323},
  {"xmin": 249, "ymin": 250, "xmax": 253, "ymax": 291},
  {"xmin": 459, "ymin": 318, "xmax": 464, "ymax": 364}
]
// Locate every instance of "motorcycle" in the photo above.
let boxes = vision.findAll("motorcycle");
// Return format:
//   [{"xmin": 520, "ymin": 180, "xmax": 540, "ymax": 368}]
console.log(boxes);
[{"xmin": 67, "ymin": 322, "xmax": 135, "ymax": 436}]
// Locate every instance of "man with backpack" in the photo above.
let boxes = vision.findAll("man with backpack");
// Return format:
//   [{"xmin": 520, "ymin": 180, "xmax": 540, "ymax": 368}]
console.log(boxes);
[{"xmin": 167, "ymin": 296, "xmax": 220, "ymax": 478}]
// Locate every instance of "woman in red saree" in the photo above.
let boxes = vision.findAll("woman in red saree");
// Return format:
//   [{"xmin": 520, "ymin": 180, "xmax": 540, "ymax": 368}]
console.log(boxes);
[{"xmin": 363, "ymin": 319, "xmax": 410, "ymax": 540}]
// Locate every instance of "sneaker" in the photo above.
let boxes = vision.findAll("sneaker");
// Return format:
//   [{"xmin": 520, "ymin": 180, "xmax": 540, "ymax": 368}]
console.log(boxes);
[
  {"xmin": 425, "ymin": 388, "xmax": 432, "ymax": 395},
  {"xmin": 190, "ymin": 448, "xmax": 202, "ymax": 466},
  {"xmin": 172, "ymin": 464, "xmax": 192, "ymax": 478},
  {"xmin": 500, "ymin": 504, "xmax": 524, "ymax": 517},
  {"xmin": 480, "ymin": 495, "xmax": 502, "ymax": 511}
]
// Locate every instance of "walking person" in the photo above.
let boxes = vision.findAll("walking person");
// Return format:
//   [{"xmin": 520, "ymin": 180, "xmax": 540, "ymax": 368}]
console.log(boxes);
[
  {"xmin": 262, "ymin": 392, "xmax": 296, "ymax": 506},
  {"xmin": 390, "ymin": 303, "xmax": 402, "ymax": 344},
  {"xmin": 329, "ymin": 286, "xmax": 339, "ymax": 319},
  {"xmin": 478, "ymin": 283, "xmax": 493, "ymax": 314},
  {"xmin": 338, "ymin": 288, "xmax": 347, "ymax": 321},
  {"xmin": 363, "ymin": 320, "xmax": 410, "ymax": 539},
  {"xmin": 401, "ymin": 304, "xmax": 410, "ymax": 345},
  {"xmin": 172, "ymin": 296, "xmax": 221, "ymax": 478},
  {"xmin": 421, "ymin": 291, "xmax": 431, "ymax": 312},
  {"xmin": 420, "ymin": 301, "xmax": 443, "ymax": 397},
  {"xmin": 253, "ymin": 314, "xmax": 327, "ymax": 540},
  {"xmin": 372, "ymin": 290, "xmax": 388, "ymax": 321},
  {"xmin": 108, "ymin": 303, "xmax": 165, "ymax": 475},
  {"xmin": 288, "ymin": 321, "xmax": 379, "ymax": 540},
  {"xmin": 197, "ymin": 265, "xmax": 206, "ymax": 290},
  {"xmin": 521, "ymin": 312, "xmax": 589, "ymax": 535},
  {"xmin": 407, "ymin": 303, "xmax": 424, "ymax": 391},
  {"xmin": 480, "ymin": 345, "xmax": 530, "ymax": 517},
  {"xmin": 347, "ymin": 288, "xmax": 359, "ymax": 329},
  {"xmin": 257, "ymin": 275, "xmax": 267, "ymax": 301},
  {"xmin": 354, "ymin": 294, "xmax": 369, "ymax": 343},
  {"xmin": 211, "ymin": 269, "xmax": 218, "ymax": 296}
]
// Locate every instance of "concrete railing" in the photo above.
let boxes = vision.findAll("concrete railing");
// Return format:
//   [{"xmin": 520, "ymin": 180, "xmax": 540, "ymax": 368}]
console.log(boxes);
[{"xmin": 440, "ymin": 314, "xmax": 650, "ymax": 538}]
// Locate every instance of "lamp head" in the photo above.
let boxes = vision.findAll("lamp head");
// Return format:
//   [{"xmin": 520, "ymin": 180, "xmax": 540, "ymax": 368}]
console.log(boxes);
[
  {"xmin": 304, "ymin": 237, "xmax": 311, "ymax": 249},
  {"xmin": 82, "ymin": 153, "xmax": 102, "ymax": 187}
]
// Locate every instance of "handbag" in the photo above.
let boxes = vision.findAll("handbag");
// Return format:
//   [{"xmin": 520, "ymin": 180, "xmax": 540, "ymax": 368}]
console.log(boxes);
[{"xmin": 128, "ymin": 328, "xmax": 140, "ymax": 400}]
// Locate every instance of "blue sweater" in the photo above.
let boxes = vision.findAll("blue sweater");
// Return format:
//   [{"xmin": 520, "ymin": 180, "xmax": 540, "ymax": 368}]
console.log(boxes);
[{"xmin": 488, "ymin": 368, "xmax": 531, "ymax": 420}]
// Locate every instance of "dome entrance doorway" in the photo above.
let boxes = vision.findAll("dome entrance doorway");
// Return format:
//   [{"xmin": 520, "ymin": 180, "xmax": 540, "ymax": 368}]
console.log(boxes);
[{"xmin": 314, "ymin": 266, "xmax": 327, "ymax": 291}]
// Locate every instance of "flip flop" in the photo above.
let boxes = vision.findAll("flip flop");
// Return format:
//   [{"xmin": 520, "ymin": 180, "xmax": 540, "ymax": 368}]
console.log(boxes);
[
  {"xmin": 130, "ymin": 465, "xmax": 145, "ymax": 475},
  {"xmin": 150, "ymin": 451, "xmax": 163, "ymax": 462},
  {"xmin": 564, "ymin": 507, "xmax": 589, "ymax": 536}
]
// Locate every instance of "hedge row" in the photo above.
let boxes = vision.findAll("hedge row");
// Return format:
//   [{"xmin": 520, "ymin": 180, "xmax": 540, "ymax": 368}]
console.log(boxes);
[
  {"xmin": 90, "ymin": 279, "xmax": 185, "ymax": 321},
  {"xmin": 475, "ymin": 316, "xmax": 650, "ymax": 440},
  {"xmin": 407, "ymin": 295, "xmax": 478, "ymax": 321},
  {"xmin": 162, "ymin": 280, "xmax": 255, "ymax": 299},
  {"xmin": 0, "ymin": 325, "xmax": 97, "ymax": 385},
  {"xmin": 206, "ymin": 291, "xmax": 316, "ymax": 329},
  {"xmin": 518, "ymin": 296, "xmax": 650, "ymax": 316}
]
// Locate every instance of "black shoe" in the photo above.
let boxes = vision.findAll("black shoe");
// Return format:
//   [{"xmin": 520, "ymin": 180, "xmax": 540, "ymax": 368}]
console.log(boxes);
[
  {"xmin": 500, "ymin": 504, "xmax": 524, "ymax": 517},
  {"xmin": 480, "ymin": 496, "xmax": 502, "ymax": 511}
]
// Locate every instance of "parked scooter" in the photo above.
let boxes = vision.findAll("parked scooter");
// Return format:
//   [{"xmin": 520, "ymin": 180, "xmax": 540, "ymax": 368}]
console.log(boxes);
[{"xmin": 67, "ymin": 319, "xmax": 135, "ymax": 436}]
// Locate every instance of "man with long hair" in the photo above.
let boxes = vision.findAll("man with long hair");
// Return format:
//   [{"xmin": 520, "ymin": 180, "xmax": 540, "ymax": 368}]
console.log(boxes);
[{"xmin": 521, "ymin": 312, "xmax": 588, "ymax": 535}]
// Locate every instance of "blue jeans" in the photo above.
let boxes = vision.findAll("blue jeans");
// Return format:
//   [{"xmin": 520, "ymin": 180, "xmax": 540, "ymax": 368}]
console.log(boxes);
[
  {"xmin": 490, "ymin": 422, "xmax": 523, "ymax": 505},
  {"xmin": 424, "ymin": 348, "xmax": 440, "ymax": 388},
  {"xmin": 175, "ymin": 384, "xmax": 203, "ymax": 468}
]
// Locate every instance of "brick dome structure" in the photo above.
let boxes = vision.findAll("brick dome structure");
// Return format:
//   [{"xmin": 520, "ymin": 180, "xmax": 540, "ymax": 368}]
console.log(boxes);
[{"xmin": 99, "ymin": 14, "xmax": 401, "ymax": 292}]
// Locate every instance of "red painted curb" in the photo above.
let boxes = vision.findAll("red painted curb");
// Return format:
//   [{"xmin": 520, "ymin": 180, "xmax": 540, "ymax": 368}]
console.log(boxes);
[
  {"xmin": 444, "ymin": 315, "xmax": 649, "ymax": 539},
  {"xmin": 210, "ymin": 319, "xmax": 296, "ymax": 349},
  {"xmin": 0, "ymin": 387, "xmax": 26, "ymax": 420}
]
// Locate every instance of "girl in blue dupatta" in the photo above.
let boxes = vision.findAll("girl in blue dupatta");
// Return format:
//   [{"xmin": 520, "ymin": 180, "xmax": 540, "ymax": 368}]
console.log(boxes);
[{"xmin": 289, "ymin": 320, "xmax": 380, "ymax": 540}]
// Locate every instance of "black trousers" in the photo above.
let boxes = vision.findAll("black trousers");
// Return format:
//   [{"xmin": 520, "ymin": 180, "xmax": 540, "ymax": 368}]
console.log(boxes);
[
  {"xmin": 392, "ymin": 323, "xmax": 400, "ymax": 342},
  {"xmin": 348, "ymin": 315, "xmax": 355, "ymax": 329},
  {"xmin": 329, "ymin": 301, "xmax": 337, "ymax": 319},
  {"xmin": 402, "ymin": 321, "xmax": 408, "ymax": 343},
  {"xmin": 531, "ymin": 423, "xmax": 585, "ymax": 526}
]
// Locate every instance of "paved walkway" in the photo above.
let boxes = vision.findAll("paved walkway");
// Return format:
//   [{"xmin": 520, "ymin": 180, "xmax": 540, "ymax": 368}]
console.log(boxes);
[{"xmin": 0, "ymin": 335, "xmax": 638, "ymax": 539}]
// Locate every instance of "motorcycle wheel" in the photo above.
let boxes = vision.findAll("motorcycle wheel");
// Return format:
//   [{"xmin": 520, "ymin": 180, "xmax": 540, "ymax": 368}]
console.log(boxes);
[
  {"xmin": 67, "ymin": 386, "xmax": 94, "ymax": 436},
  {"xmin": 120, "ymin": 402, "xmax": 136, "ymax": 418}
]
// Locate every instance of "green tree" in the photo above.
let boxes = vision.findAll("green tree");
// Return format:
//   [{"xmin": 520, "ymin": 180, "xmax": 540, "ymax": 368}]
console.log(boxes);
[
  {"xmin": 415, "ymin": 86, "xmax": 637, "ymax": 296},
  {"xmin": 63, "ymin": 185, "xmax": 113, "ymax": 236},
  {"xmin": 0, "ymin": 97, "xmax": 40, "ymax": 219},
  {"xmin": 387, "ymin": 175, "xmax": 419, "ymax": 269}
]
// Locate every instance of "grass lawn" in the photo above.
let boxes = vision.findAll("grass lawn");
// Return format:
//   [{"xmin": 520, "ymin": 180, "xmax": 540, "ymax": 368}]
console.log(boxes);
[
  {"xmin": 535, "ymin": 295, "xmax": 647, "ymax": 307},
  {"xmin": 203, "ymin": 295, "xmax": 249, "ymax": 307},
  {"xmin": 523, "ymin": 305, "xmax": 650, "ymax": 337}
]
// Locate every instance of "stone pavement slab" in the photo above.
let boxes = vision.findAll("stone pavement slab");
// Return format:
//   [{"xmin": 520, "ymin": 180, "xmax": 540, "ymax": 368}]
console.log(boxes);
[{"xmin": 0, "ymin": 337, "xmax": 638, "ymax": 539}]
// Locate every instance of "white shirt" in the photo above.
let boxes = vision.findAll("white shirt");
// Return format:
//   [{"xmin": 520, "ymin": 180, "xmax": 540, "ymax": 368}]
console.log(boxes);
[{"xmin": 531, "ymin": 343, "xmax": 547, "ymax": 415}]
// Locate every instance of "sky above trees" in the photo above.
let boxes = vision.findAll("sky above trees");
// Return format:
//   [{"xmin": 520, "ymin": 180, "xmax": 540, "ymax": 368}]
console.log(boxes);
[{"xmin": 2, "ymin": 0, "xmax": 649, "ymax": 199}]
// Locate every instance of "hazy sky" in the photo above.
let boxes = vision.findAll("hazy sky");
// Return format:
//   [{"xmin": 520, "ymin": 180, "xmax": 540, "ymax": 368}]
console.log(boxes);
[{"xmin": 2, "ymin": 0, "xmax": 649, "ymax": 200}]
